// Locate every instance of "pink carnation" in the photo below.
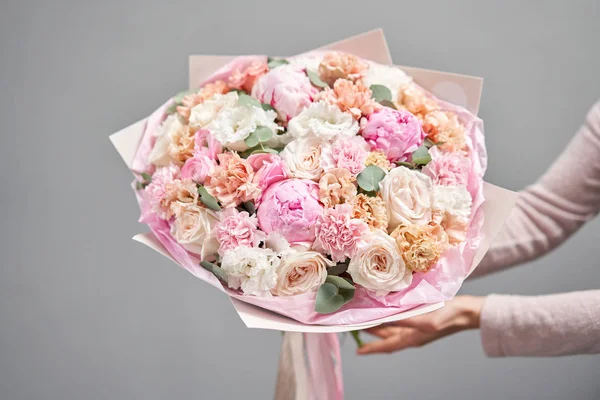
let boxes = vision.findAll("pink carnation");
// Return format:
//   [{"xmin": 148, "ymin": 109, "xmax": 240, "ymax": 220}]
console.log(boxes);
[
  {"xmin": 422, "ymin": 146, "xmax": 470, "ymax": 186},
  {"xmin": 329, "ymin": 136, "xmax": 370, "ymax": 175},
  {"xmin": 312, "ymin": 204, "xmax": 369, "ymax": 262},
  {"xmin": 180, "ymin": 155, "xmax": 216, "ymax": 185},
  {"xmin": 194, "ymin": 128, "xmax": 222, "ymax": 160},
  {"xmin": 144, "ymin": 164, "xmax": 180, "ymax": 219},
  {"xmin": 214, "ymin": 208, "xmax": 266, "ymax": 256},
  {"xmin": 251, "ymin": 64, "xmax": 318, "ymax": 121},
  {"xmin": 360, "ymin": 107, "xmax": 425, "ymax": 162},
  {"xmin": 256, "ymin": 179, "xmax": 324, "ymax": 245},
  {"xmin": 247, "ymin": 153, "xmax": 288, "ymax": 192}
]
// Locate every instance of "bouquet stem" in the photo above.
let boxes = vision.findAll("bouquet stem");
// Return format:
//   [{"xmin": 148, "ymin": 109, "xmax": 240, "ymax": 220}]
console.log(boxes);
[{"xmin": 350, "ymin": 330, "xmax": 363, "ymax": 348}]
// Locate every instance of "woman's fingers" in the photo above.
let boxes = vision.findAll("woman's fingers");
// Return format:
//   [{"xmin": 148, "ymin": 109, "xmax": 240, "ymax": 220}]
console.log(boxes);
[
  {"xmin": 364, "ymin": 326, "xmax": 394, "ymax": 338},
  {"xmin": 357, "ymin": 328, "xmax": 415, "ymax": 355}
]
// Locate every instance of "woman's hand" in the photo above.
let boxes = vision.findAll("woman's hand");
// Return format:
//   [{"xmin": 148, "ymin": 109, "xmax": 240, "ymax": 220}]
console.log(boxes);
[{"xmin": 357, "ymin": 296, "xmax": 485, "ymax": 355}]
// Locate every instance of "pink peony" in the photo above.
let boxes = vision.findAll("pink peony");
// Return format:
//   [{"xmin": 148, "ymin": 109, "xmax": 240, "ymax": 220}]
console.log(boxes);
[
  {"xmin": 251, "ymin": 64, "xmax": 319, "ymax": 121},
  {"xmin": 180, "ymin": 155, "xmax": 216, "ymax": 185},
  {"xmin": 228, "ymin": 60, "xmax": 269, "ymax": 93},
  {"xmin": 312, "ymin": 204, "xmax": 369, "ymax": 262},
  {"xmin": 422, "ymin": 146, "xmax": 470, "ymax": 186},
  {"xmin": 247, "ymin": 153, "xmax": 288, "ymax": 192},
  {"xmin": 214, "ymin": 208, "xmax": 266, "ymax": 256},
  {"xmin": 145, "ymin": 164, "xmax": 180, "ymax": 219},
  {"xmin": 256, "ymin": 179, "xmax": 324, "ymax": 245},
  {"xmin": 329, "ymin": 136, "xmax": 370, "ymax": 175},
  {"xmin": 194, "ymin": 128, "xmax": 222, "ymax": 160},
  {"xmin": 360, "ymin": 107, "xmax": 425, "ymax": 162}
]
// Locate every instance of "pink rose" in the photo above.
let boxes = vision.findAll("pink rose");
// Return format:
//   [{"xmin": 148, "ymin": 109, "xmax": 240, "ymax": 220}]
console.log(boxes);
[
  {"xmin": 329, "ymin": 136, "xmax": 370, "ymax": 175},
  {"xmin": 247, "ymin": 153, "xmax": 288, "ymax": 192},
  {"xmin": 422, "ymin": 146, "xmax": 469, "ymax": 186},
  {"xmin": 194, "ymin": 128, "xmax": 222, "ymax": 160},
  {"xmin": 251, "ymin": 64, "xmax": 318, "ymax": 121},
  {"xmin": 180, "ymin": 155, "xmax": 216, "ymax": 185},
  {"xmin": 214, "ymin": 208, "xmax": 267, "ymax": 256},
  {"xmin": 256, "ymin": 179, "xmax": 324, "ymax": 245},
  {"xmin": 312, "ymin": 204, "xmax": 369, "ymax": 262},
  {"xmin": 360, "ymin": 107, "xmax": 425, "ymax": 162},
  {"xmin": 145, "ymin": 164, "xmax": 180, "ymax": 219}
]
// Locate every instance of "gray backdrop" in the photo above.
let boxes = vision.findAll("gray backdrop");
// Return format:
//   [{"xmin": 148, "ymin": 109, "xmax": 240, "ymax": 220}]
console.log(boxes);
[{"xmin": 1, "ymin": 0, "xmax": 599, "ymax": 399}]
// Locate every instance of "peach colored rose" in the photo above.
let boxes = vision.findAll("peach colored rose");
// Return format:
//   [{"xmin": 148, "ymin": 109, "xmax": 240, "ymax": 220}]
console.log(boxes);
[
  {"xmin": 318, "ymin": 52, "xmax": 369, "ymax": 86},
  {"xmin": 391, "ymin": 223, "xmax": 449, "ymax": 273},
  {"xmin": 170, "ymin": 202, "xmax": 219, "ymax": 260},
  {"xmin": 177, "ymin": 80, "xmax": 230, "ymax": 120},
  {"xmin": 315, "ymin": 79, "xmax": 381, "ymax": 119},
  {"xmin": 228, "ymin": 60, "xmax": 269, "ymax": 93},
  {"xmin": 272, "ymin": 249, "xmax": 335, "ymax": 296},
  {"xmin": 352, "ymin": 193, "xmax": 388, "ymax": 231},
  {"xmin": 204, "ymin": 152, "xmax": 260, "ymax": 208},
  {"xmin": 396, "ymin": 84, "xmax": 440, "ymax": 120},
  {"xmin": 364, "ymin": 151, "xmax": 392, "ymax": 170},
  {"xmin": 318, "ymin": 168, "xmax": 357, "ymax": 208},
  {"xmin": 160, "ymin": 179, "xmax": 199, "ymax": 219},
  {"xmin": 422, "ymin": 110, "xmax": 467, "ymax": 152}
]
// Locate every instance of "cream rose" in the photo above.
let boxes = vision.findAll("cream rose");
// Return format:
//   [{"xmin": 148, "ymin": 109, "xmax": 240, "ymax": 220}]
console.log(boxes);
[
  {"xmin": 348, "ymin": 229, "xmax": 412, "ymax": 296},
  {"xmin": 272, "ymin": 249, "xmax": 335, "ymax": 296},
  {"xmin": 279, "ymin": 136, "xmax": 332, "ymax": 181},
  {"xmin": 149, "ymin": 114, "xmax": 181, "ymax": 167},
  {"xmin": 287, "ymin": 101, "xmax": 359, "ymax": 142},
  {"xmin": 170, "ymin": 203, "xmax": 219, "ymax": 261},
  {"xmin": 379, "ymin": 166, "xmax": 433, "ymax": 230}
]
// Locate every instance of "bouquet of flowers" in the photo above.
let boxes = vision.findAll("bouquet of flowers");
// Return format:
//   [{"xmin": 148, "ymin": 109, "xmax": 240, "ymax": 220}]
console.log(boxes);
[{"xmin": 110, "ymin": 30, "xmax": 516, "ymax": 399}]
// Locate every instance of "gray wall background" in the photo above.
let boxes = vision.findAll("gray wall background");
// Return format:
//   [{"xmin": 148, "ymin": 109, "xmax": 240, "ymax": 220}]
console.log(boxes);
[{"xmin": 1, "ymin": 0, "xmax": 599, "ymax": 399}]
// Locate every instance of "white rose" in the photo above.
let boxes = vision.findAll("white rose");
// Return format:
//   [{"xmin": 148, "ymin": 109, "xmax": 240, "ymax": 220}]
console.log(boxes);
[
  {"xmin": 348, "ymin": 229, "xmax": 412, "ymax": 296},
  {"xmin": 205, "ymin": 104, "xmax": 279, "ymax": 152},
  {"xmin": 280, "ymin": 136, "xmax": 333, "ymax": 181},
  {"xmin": 272, "ymin": 248, "xmax": 334, "ymax": 296},
  {"xmin": 379, "ymin": 166, "xmax": 433, "ymax": 230},
  {"xmin": 432, "ymin": 185, "xmax": 472, "ymax": 221},
  {"xmin": 220, "ymin": 247, "xmax": 280, "ymax": 297},
  {"xmin": 188, "ymin": 91, "xmax": 238, "ymax": 129},
  {"xmin": 287, "ymin": 101, "xmax": 358, "ymax": 141},
  {"xmin": 362, "ymin": 63, "xmax": 413, "ymax": 102},
  {"xmin": 171, "ymin": 203, "xmax": 219, "ymax": 261},
  {"xmin": 149, "ymin": 114, "xmax": 182, "ymax": 167}
]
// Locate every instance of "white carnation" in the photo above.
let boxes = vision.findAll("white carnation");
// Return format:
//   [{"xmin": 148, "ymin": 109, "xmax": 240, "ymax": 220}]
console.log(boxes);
[
  {"xmin": 363, "ymin": 63, "xmax": 412, "ymax": 102},
  {"xmin": 188, "ymin": 91, "xmax": 238, "ymax": 129},
  {"xmin": 279, "ymin": 136, "xmax": 333, "ymax": 181},
  {"xmin": 149, "ymin": 114, "xmax": 182, "ymax": 167},
  {"xmin": 432, "ymin": 185, "xmax": 472, "ymax": 220},
  {"xmin": 220, "ymin": 247, "xmax": 280, "ymax": 297},
  {"xmin": 287, "ymin": 101, "xmax": 358, "ymax": 142}
]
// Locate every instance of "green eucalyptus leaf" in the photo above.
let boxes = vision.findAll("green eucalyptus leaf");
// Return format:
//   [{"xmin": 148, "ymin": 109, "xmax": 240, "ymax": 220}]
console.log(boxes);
[
  {"xmin": 396, "ymin": 161, "xmax": 416, "ymax": 169},
  {"xmin": 135, "ymin": 181, "xmax": 144, "ymax": 190},
  {"xmin": 244, "ymin": 132, "xmax": 260, "ymax": 148},
  {"xmin": 379, "ymin": 99, "xmax": 397, "ymax": 109},
  {"xmin": 229, "ymin": 89, "xmax": 246, "ymax": 95},
  {"xmin": 315, "ymin": 283, "xmax": 345, "ymax": 314},
  {"xmin": 141, "ymin": 172, "xmax": 152, "ymax": 182},
  {"xmin": 307, "ymin": 70, "xmax": 328, "ymax": 88},
  {"xmin": 197, "ymin": 186, "xmax": 221, "ymax": 211},
  {"xmin": 242, "ymin": 201, "xmax": 256, "ymax": 215},
  {"xmin": 326, "ymin": 275, "xmax": 355, "ymax": 290},
  {"xmin": 411, "ymin": 145, "xmax": 432, "ymax": 166},
  {"xmin": 254, "ymin": 126, "xmax": 273, "ymax": 142},
  {"xmin": 174, "ymin": 88, "xmax": 196, "ymax": 104},
  {"xmin": 261, "ymin": 103, "xmax": 276, "ymax": 112},
  {"xmin": 357, "ymin": 165, "xmax": 386, "ymax": 192},
  {"xmin": 238, "ymin": 94, "xmax": 261, "ymax": 108},
  {"xmin": 165, "ymin": 103, "xmax": 178, "ymax": 115},
  {"xmin": 251, "ymin": 148, "xmax": 279, "ymax": 155},
  {"xmin": 327, "ymin": 262, "xmax": 349, "ymax": 276},
  {"xmin": 200, "ymin": 261, "xmax": 228, "ymax": 283},
  {"xmin": 370, "ymin": 84, "xmax": 393, "ymax": 102},
  {"xmin": 267, "ymin": 58, "xmax": 289, "ymax": 69},
  {"xmin": 423, "ymin": 138, "xmax": 435, "ymax": 148}
]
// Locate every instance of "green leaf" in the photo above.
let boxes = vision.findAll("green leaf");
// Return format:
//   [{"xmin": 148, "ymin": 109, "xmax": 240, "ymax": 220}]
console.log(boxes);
[
  {"xmin": 238, "ymin": 94, "xmax": 261, "ymax": 108},
  {"xmin": 242, "ymin": 201, "xmax": 256, "ymax": 215},
  {"xmin": 370, "ymin": 84, "xmax": 392, "ymax": 103},
  {"xmin": 251, "ymin": 148, "xmax": 279, "ymax": 155},
  {"xmin": 350, "ymin": 330, "xmax": 364, "ymax": 347},
  {"xmin": 135, "ymin": 181, "xmax": 144, "ymax": 190},
  {"xmin": 254, "ymin": 126, "xmax": 273, "ymax": 142},
  {"xmin": 261, "ymin": 103, "xmax": 276, "ymax": 112},
  {"xmin": 267, "ymin": 58, "xmax": 289, "ymax": 69},
  {"xmin": 326, "ymin": 275, "xmax": 355, "ymax": 290},
  {"xmin": 327, "ymin": 262, "xmax": 349, "ymax": 276},
  {"xmin": 165, "ymin": 103, "xmax": 178, "ymax": 115},
  {"xmin": 379, "ymin": 99, "xmax": 397, "ymax": 109},
  {"xmin": 307, "ymin": 70, "xmax": 328, "ymax": 88},
  {"xmin": 200, "ymin": 261, "xmax": 228, "ymax": 283},
  {"xmin": 423, "ymin": 137, "xmax": 435, "ymax": 148},
  {"xmin": 141, "ymin": 172, "xmax": 152, "ymax": 182},
  {"xmin": 244, "ymin": 132, "xmax": 260, "ymax": 148},
  {"xmin": 174, "ymin": 88, "xmax": 196, "ymax": 104},
  {"xmin": 396, "ymin": 161, "xmax": 416, "ymax": 169},
  {"xmin": 315, "ymin": 283, "xmax": 346, "ymax": 314},
  {"xmin": 197, "ymin": 186, "xmax": 221, "ymax": 211},
  {"xmin": 356, "ymin": 165, "xmax": 386, "ymax": 192},
  {"xmin": 229, "ymin": 89, "xmax": 246, "ymax": 95},
  {"xmin": 411, "ymin": 145, "xmax": 432, "ymax": 166}
]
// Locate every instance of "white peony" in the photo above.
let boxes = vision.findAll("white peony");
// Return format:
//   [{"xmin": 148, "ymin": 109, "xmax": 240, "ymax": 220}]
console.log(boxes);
[
  {"xmin": 149, "ymin": 114, "xmax": 182, "ymax": 167},
  {"xmin": 279, "ymin": 136, "xmax": 333, "ymax": 181},
  {"xmin": 220, "ymin": 246, "xmax": 281, "ymax": 297},
  {"xmin": 272, "ymin": 248, "xmax": 334, "ymax": 296},
  {"xmin": 362, "ymin": 63, "xmax": 412, "ymax": 102},
  {"xmin": 170, "ymin": 203, "xmax": 219, "ymax": 261},
  {"xmin": 432, "ymin": 185, "xmax": 472, "ymax": 221},
  {"xmin": 287, "ymin": 101, "xmax": 359, "ymax": 142},
  {"xmin": 348, "ymin": 229, "xmax": 412, "ymax": 296},
  {"xmin": 379, "ymin": 166, "xmax": 433, "ymax": 230},
  {"xmin": 188, "ymin": 91, "xmax": 238, "ymax": 129}
]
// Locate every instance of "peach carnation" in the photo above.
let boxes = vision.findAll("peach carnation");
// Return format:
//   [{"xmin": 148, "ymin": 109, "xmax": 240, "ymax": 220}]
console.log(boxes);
[
  {"xmin": 315, "ymin": 79, "xmax": 381, "ymax": 119},
  {"xmin": 318, "ymin": 52, "xmax": 369, "ymax": 86},
  {"xmin": 204, "ymin": 152, "xmax": 260, "ymax": 208},
  {"xmin": 160, "ymin": 179, "xmax": 199, "ymax": 219},
  {"xmin": 318, "ymin": 168, "xmax": 357, "ymax": 208},
  {"xmin": 167, "ymin": 123, "xmax": 196, "ymax": 164},
  {"xmin": 391, "ymin": 223, "xmax": 449, "ymax": 273},
  {"xmin": 397, "ymin": 84, "xmax": 439, "ymax": 120},
  {"xmin": 364, "ymin": 151, "xmax": 392, "ymax": 170},
  {"xmin": 228, "ymin": 60, "xmax": 269, "ymax": 93},
  {"xmin": 352, "ymin": 193, "xmax": 388, "ymax": 231},
  {"xmin": 422, "ymin": 110, "xmax": 467, "ymax": 152},
  {"xmin": 176, "ymin": 80, "xmax": 230, "ymax": 120}
]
